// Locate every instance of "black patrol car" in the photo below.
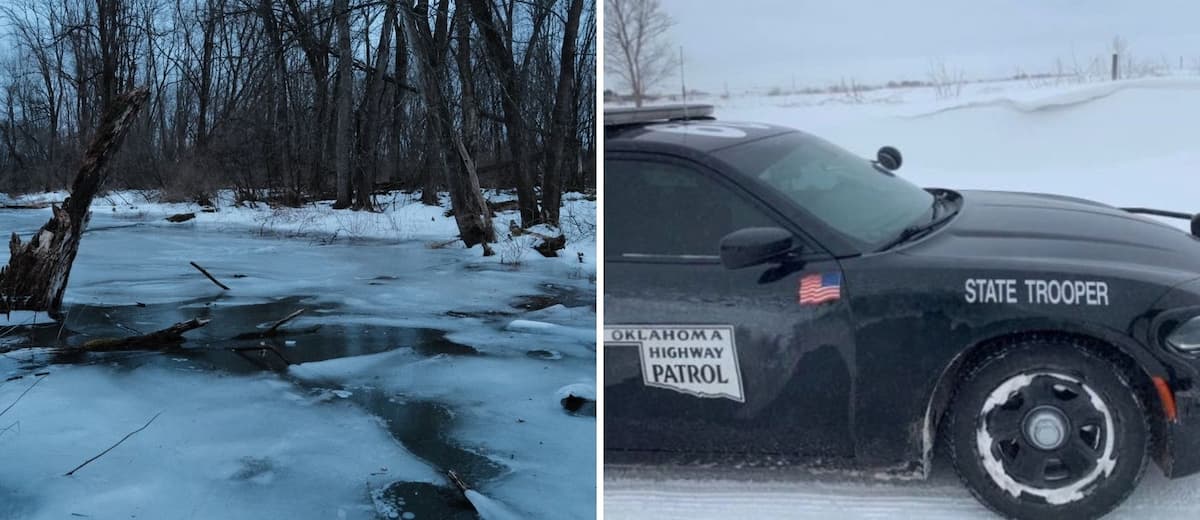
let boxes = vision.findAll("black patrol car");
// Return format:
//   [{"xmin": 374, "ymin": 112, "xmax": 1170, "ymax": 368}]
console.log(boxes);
[{"xmin": 603, "ymin": 104, "xmax": 1200, "ymax": 519}]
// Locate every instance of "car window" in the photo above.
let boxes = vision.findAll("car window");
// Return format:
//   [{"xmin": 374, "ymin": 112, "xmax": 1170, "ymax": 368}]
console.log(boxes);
[
  {"xmin": 606, "ymin": 159, "xmax": 782, "ymax": 258},
  {"xmin": 715, "ymin": 132, "xmax": 934, "ymax": 250}
]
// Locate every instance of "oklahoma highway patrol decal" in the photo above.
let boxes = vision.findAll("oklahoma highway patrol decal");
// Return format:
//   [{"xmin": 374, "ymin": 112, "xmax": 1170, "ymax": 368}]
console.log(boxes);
[{"xmin": 605, "ymin": 325, "xmax": 745, "ymax": 402}]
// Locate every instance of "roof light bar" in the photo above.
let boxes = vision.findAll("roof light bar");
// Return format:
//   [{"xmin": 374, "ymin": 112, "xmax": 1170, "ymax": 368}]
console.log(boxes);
[{"xmin": 604, "ymin": 104, "xmax": 714, "ymax": 126}]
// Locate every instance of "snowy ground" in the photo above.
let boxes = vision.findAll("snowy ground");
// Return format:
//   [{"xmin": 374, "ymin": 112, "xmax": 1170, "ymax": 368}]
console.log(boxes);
[
  {"xmin": 0, "ymin": 190, "xmax": 595, "ymax": 520},
  {"xmin": 604, "ymin": 76, "xmax": 1200, "ymax": 518}
]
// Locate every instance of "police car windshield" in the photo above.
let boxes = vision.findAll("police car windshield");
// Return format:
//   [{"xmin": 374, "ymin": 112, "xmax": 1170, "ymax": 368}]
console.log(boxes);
[{"xmin": 715, "ymin": 132, "xmax": 935, "ymax": 250}]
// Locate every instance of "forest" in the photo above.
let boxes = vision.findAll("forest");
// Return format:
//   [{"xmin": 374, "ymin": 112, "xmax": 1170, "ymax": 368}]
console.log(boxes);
[{"xmin": 0, "ymin": 0, "xmax": 595, "ymax": 246}]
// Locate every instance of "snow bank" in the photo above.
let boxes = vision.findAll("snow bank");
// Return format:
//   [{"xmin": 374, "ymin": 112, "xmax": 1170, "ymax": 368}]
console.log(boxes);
[{"xmin": 6, "ymin": 189, "xmax": 597, "ymax": 278}]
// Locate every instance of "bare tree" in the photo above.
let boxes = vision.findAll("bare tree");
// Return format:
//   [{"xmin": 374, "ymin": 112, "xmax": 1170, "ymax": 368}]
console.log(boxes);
[
  {"xmin": 333, "ymin": 0, "xmax": 353, "ymax": 208},
  {"xmin": 467, "ymin": 0, "xmax": 539, "ymax": 227},
  {"xmin": 0, "ymin": 0, "xmax": 595, "ymax": 255},
  {"xmin": 605, "ymin": 0, "xmax": 675, "ymax": 107},
  {"xmin": 542, "ymin": 0, "xmax": 584, "ymax": 226},
  {"xmin": 403, "ymin": 0, "xmax": 495, "ymax": 251}
]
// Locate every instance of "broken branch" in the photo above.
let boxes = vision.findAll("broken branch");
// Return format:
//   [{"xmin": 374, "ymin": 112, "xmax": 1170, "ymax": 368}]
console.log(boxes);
[
  {"xmin": 268, "ymin": 309, "xmax": 305, "ymax": 334},
  {"xmin": 232, "ymin": 309, "xmax": 316, "ymax": 340},
  {"xmin": 446, "ymin": 469, "xmax": 469, "ymax": 493},
  {"xmin": 190, "ymin": 261, "xmax": 230, "ymax": 290}
]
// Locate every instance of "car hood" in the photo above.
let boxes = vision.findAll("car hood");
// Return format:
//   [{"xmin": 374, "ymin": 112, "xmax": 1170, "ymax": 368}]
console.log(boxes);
[{"xmin": 906, "ymin": 189, "xmax": 1200, "ymax": 284}]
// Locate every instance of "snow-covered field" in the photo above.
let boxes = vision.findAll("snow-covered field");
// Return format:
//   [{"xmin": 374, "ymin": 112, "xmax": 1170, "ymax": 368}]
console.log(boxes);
[
  {"xmin": 0, "ymin": 191, "xmax": 595, "ymax": 519},
  {"xmin": 604, "ymin": 77, "xmax": 1200, "ymax": 518}
]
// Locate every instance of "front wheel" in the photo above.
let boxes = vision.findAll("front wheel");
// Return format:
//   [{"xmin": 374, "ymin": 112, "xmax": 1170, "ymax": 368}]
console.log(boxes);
[{"xmin": 947, "ymin": 340, "xmax": 1149, "ymax": 519}]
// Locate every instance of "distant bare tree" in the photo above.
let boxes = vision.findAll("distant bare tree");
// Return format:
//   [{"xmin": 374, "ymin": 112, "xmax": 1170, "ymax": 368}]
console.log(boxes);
[{"xmin": 605, "ymin": 0, "xmax": 675, "ymax": 107}]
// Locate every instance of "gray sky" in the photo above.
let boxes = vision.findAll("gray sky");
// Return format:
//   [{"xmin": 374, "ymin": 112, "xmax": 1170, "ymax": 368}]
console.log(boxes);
[{"xmin": 658, "ymin": 0, "xmax": 1200, "ymax": 92}]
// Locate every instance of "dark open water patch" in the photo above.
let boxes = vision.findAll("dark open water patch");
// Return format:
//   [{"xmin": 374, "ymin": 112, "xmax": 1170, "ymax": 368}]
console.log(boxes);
[
  {"xmin": 374, "ymin": 482, "xmax": 478, "ymax": 520},
  {"xmin": 352, "ymin": 391, "xmax": 503, "ymax": 484},
  {"xmin": 11, "ymin": 296, "xmax": 476, "ymax": 371},
  {"xmin": 1, "ymin": 297, "xmax": 496, "ymax": 519},
  {"xmin": 510, "ymin": 282, "xmax": 589, "ymax": 311}
]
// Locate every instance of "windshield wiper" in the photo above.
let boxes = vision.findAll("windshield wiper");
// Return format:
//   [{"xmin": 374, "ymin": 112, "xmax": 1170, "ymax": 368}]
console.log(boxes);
[{"xmin": 877, "ymin": 195, "xmax": 956, "ymax": 252}]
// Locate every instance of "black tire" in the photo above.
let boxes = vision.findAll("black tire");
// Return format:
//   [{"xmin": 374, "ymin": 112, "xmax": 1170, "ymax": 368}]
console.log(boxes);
[{"xmin": 947, "ymin": 339, "xmax": 1149, "ymax": 519}]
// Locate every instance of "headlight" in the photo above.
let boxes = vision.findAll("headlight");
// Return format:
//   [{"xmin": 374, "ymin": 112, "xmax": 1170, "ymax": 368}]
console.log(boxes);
[{"xmin": 1167, "ymin": 316, "xmax": 1200, "ymax": 352}]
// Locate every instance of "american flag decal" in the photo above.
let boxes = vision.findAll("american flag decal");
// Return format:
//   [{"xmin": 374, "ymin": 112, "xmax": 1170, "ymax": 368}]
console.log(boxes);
[{"xmin": 799, "ymin": 272, "xmax": 842, "ymax": 305}]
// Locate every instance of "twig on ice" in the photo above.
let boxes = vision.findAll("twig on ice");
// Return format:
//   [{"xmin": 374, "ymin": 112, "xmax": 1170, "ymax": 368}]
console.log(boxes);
[
  {"xmin": 65, "ymin": 411, "xmax": 162, "ymax": 476},
  {"xmin": 190, "ymin": 261, "xmax": 230, "ymax": 290},
  {"xmin": 233, "ymin": 309, "xmax": 316, "ymax": 340},
  {"xmin": 446, "ymin": 469, "xmax": 469, "ymax": 493},
  {"xmin": 0, "ymin": 373, "xmax": 47, "ymax": 418},
  {"xmin": 267, "ymin": 309, "xmax": 305, "ymax": 334}
]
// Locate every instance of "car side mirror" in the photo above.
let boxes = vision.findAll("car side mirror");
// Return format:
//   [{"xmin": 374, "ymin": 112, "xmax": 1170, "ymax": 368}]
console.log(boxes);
[
  {"xmin": 877, "ymin": 146, "xmax": 902, "ymax": 171},
  {"xmin": 719, "ymin": 227, "xmax": 795, "ymax": 269}
]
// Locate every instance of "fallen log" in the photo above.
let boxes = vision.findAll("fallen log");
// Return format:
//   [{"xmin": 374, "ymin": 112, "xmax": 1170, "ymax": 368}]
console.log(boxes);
[
  {"xmin": 81, "ymin": 318, "xmax": 211, "ymax": 351},
  {"xmin": 504, "ymin": 220, "xmax": 566, "ymax": 257},
  {"xmin": 0, "ymin": 88, "xmax": 150, "ymax": 319},
  {"xmin": 533, "ymin": 234, "xmax": 567, "ymax": 258},
  {"xmin": 165, "ymin": 212, "xmax": 195, "ymax": 223}
]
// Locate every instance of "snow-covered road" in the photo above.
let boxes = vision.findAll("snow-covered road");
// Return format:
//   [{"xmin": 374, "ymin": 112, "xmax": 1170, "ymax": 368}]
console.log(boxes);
[{"xmin": 605, "ymin": 461, "xmax": 1200, "ymax": 519}]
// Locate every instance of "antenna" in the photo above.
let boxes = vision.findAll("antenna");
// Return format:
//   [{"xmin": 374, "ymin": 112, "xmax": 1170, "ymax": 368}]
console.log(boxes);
[{"xmin": 679, "ymin": 46, "xmax": 689, "ymax": 119}]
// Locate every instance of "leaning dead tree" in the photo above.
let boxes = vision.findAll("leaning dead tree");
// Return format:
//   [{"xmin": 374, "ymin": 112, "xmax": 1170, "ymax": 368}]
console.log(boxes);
[
  {"xmin": 402, "ymin": 1, "xmax": 495, "ymax": 253},
  {"xmin": 0, "ymin": 88, "xmax": 150, "ymax": 319}
]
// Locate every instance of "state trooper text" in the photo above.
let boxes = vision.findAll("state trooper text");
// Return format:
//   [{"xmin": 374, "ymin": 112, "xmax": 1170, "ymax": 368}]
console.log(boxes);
[{"xmin": 964, "ymin": 278, "xmax": 1110, "ymax": 306}]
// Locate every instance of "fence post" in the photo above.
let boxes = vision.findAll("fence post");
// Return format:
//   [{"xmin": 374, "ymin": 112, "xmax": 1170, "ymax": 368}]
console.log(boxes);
[{"xmin": 1112, "ymin": 53, "xmax": 1119, "ymax": 80}]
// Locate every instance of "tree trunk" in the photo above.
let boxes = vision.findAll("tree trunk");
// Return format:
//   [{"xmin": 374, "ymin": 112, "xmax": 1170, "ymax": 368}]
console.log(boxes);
[
  {"xmin": 391, "ymin": 13, "xmax": 409, "ymax": 185},
  {"xmin": 354, "ymin": 0, "xmax": 397, "ymax": 211},
  {"xmin": 467, "ymin": 0, "xmax": 538, "ymax": 228},
  {"xmin": 333, "ymin": 0, "xmax": 354, "ymax": 209},
  {"xmin": 196, "ymin": 0, "xmax": 222, "ymax": 151},
  {"xmin": 96, "ymin": 0, "xmax": 120, "ymax": 116},
  {"xmin": 0, "ymin": 88, "xmax": 149, "ymax": 318},
  {"xmin": 402, "ymin": 2, "xmax": 494, "ymax": 253},
  {"xmin": 541, "ymin": 0, "xmax": 583, "ymax": 226},
  {"xmin": 454, "ymin": 4, "xmax": 477, "ymax": 156}
]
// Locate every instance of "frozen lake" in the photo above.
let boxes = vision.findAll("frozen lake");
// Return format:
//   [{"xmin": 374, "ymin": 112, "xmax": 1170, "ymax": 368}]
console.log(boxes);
[{"xmin": 0, "ymin": 197, "xmax": 596, "ymax": 520}]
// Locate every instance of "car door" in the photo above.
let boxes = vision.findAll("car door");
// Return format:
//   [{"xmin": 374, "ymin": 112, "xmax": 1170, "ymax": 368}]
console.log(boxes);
[{"xmin": 604, "ymin": 152, "xmax": 859, "ymax": 461}]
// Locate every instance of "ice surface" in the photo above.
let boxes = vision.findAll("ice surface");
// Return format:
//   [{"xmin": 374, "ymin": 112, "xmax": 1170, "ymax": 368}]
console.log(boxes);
[
  {"xmin": 291, "ymin": 347, "xmax": 597, "ymax": 519},
  {"xmin": 465, "ymin": 489, "xmax": 524, "ymax": 520},
  {"xmin": 0, "ymin": 189, "xmax": 595, "ymax": 519},
  {"xmin": 0, "ymin": 365, "xmax": 440, "ymax": 520}
]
